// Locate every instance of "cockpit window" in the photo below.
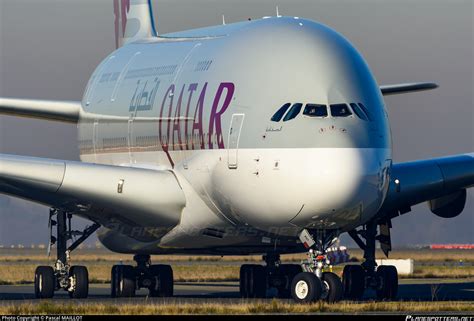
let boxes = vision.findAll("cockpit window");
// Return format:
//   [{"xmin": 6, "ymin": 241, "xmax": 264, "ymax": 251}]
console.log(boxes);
[
  {"xmin": 303, "ymin": 104, "xmax": 328, "ymax": 117},
  {"xmin": 271, "ymin": 103, "xmax": 291, "ymax": 122},
  {"xmin": 283, "ymin": 103, "xmax": 303, "ymax": 121},
  {"xmin": 330, "ymin": 104, "xmax": 352, "ymax": 117},
  {"xmin": 350, "ymin": 103, "xmax": 368, "ymax": 121},
  {"xmin": 357, "ymin": 103, "xmax": 372, "ymax": 121}
]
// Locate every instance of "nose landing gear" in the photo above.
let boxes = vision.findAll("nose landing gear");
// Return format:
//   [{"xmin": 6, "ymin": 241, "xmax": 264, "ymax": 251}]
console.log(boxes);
[
  {"xmin": 238, "ymin": 230, "xmax": 344, "ymax": 303},
  {"xmin": 290, "ymin": 229, "xmax": 343, "ymax": 303}
]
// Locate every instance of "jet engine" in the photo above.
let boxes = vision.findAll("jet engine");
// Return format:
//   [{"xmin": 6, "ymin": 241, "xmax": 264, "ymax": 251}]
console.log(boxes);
[{"xmin": 429, "ymin": 189, "xmax": 466, "ymax": 218}]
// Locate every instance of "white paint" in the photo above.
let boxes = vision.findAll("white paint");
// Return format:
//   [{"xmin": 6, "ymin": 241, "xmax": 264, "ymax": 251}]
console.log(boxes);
[{"xmin": 376, "ymin": 259, "xmax": 414, "ymax": 275}]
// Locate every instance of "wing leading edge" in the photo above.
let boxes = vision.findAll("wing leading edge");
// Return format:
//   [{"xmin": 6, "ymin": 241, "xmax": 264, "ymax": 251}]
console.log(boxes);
[
  {"xmin": 380, "ymin": 82, "xmax": 438, "ymax": 96},
  {"xmin": 0, "ymin": 98, "xmax": 81, "ymax": 123}
]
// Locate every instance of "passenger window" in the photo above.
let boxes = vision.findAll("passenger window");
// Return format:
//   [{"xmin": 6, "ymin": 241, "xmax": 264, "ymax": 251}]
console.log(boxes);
[
  {"xmin": 303, "ymin": 104, "xmax": 328, "ymax": 117},
  {"xmin": 358, "ymin": 103, "xmax": 372, "ymax": 121},
  {"xmin": 271, "ymin": 103, "xmax": 291, "ymax": 122},
  {"xmin": 350, "ymin": 103, "xmax": 368, "ymax": 121},
  {"xmin": 330, "ymin": 104, "xmax": 352, "ymax": 117},
  {"xmin": 283, "ymin": 103, "xmax": 303, "ymax": 121}
]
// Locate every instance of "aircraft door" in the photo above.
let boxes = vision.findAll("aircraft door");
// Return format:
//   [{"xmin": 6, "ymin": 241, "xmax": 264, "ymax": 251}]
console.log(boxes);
[
  {"xmin": 182, "ymin": 117, "xmax": 193, "ymax": 169},
  {"xmin": 227, "ymin": 113, "xmax": 245, "ymax": 169}
]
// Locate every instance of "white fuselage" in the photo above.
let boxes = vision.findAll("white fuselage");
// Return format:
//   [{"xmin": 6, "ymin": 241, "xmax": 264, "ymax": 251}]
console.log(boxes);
[{"xmin": 78, "ymin": 17, "xmax": 392, "ymax": 253}]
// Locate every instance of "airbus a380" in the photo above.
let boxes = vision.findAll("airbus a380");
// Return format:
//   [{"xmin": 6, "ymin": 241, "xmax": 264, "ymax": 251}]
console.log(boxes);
[{"xmin": 1, "ymin": 0, "xmax": 473, "ymax": 303}]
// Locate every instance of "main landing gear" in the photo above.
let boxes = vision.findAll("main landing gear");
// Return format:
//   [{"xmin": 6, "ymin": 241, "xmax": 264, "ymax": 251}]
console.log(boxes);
[
  {"xmin": 34, "ymin": 209, "xmax": 174, "ymax": 299},
  {"xmin": 111, "ymin": 254, "xmax": 173, "ymax": 298},
  {"xmin": 34, "ymin": 209, "xmax": 100, "ymax": 299},
  {"xmin": 240, "ymin": 252, "xmax": 302, "ymax": 299},
  {"xmin": 344, "ymin": 220, "xmax": 398, "ymax": 300}
]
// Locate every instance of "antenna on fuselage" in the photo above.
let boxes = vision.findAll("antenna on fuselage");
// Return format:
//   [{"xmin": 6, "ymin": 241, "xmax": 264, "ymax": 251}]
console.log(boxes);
[
  {"xmin": 276, "ymin": 6, "xmax": 281, "ymax": 17},
  {"xmin": 222, "ymin": 14, "xmax": 226, "ymax": 25}
]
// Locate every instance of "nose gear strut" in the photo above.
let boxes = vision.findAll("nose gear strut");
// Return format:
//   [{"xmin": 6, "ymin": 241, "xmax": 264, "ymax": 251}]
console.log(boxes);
[{"xmin": 291, "ymin": 229, "xmax": 343, "ymax": 303}]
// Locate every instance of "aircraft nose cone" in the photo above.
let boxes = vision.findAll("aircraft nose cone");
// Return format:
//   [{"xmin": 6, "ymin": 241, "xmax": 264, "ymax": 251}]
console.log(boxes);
[{"xmin": 288, "ymin": 148, "xmax": 386, "ymax": 228}]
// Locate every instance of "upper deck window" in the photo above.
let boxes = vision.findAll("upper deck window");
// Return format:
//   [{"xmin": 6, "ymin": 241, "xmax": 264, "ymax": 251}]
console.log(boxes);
[
  {"xmin": 303, "ymin": 104, "xmax": 328, "ymax": 117},
  {"xmin": 350, "ymin": 103, "xmax": 368, "ymax": 121},
  {"xmin": 283, "ymin": 103, "xmax": 303, "ymax": 121},
  {"xmin": 271, "ymin": 103, "xmax": 291, "ymax": 122},
  {"xmin": 330, "ymin": 104, "xmax": 352, "ymax": 117}
]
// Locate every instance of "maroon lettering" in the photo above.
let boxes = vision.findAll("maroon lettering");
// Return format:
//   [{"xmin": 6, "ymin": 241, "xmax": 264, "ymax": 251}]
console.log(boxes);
[
  {"xmin": 192, "ymin": 82, "xmax": 207, "ymax": 150},
  {"xmin": 209, "ymin": 82, "xmax": 235, "ymax": 149},
  {"xmin": 159, "ymin": 84, "xmax": 175, "ymax": 154},
  {"xmin": 184, "ymin": 83, "xmax": 198, "ymax": 150},
  {"xmin": 172, "ymin": 84, "xmax": 185, "ymax": 150}
]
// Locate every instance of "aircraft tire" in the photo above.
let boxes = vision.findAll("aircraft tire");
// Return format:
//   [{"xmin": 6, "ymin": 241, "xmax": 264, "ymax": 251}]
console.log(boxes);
[
  {"xmin": 277, "ymin": 264, "xmax": 302, "ymax": 298},
  {"xmin": 240, "ymin": 264, "xmax": 266, "ymax": 298},
  {"xmin": 376, "ymin": 265, "xmax": 398, "ymax": 300},
  {"xmin": 34, "ymin": 266, "xmax": 55, "ymax": 299},
  {"xmin": 291, "ymin": 272, "xmax": 322, "ymax": 303},
  {"xmin": 111, "ymin": 265, "xmax": 136, "ymax": 298},
  {"xmin": 149, "ymin": 264, "xmax": 174, "ymax": 297},
  {"xmin": 68, "ymin": 265, "xmax": 89, "ymax": 299},
  {"xmin": 321, "ymin": 272, "xmax": 343, "ymax": 303},
  {"xmin": 342, "ymin": 265, "xmax": 365, "ymax": 300}
]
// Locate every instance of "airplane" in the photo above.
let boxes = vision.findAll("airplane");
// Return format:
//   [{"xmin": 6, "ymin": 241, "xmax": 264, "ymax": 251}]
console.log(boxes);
[{"xmin": 0, "ymin": 0, "xmax": 473, "ymax": 303}]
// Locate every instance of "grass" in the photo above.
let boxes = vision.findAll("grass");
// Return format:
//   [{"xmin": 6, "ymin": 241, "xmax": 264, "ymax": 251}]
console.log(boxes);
[
  {"xmin": 1, "ymin": 248, "xmax": 473, "ymax": 263},
  {"xmin": 347, "ymin": 249, "xmax": 474, "ymax": 263},
  {"xmin": 412, "ymin": 266, "xmax": 474, "ymax": 279},
  {"xmin": 1, "ymin": 264, "xmax": 473, "ymax": 285},
  {"xmin": 0, "ymin": 300, "xmax": 473, "ymax": 315},
  {"xmin": 1, "ymin": 248, "xmax": 473, "ymax": 285},
  {"xmin": 0, "ymin": 264, "xmax": 241, "ymax": 285}
]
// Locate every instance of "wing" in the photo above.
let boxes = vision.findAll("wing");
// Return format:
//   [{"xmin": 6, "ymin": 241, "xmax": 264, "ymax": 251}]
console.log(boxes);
[
  {"xmin": 0, "ymin": 154, "xmax": 186, "ymax": 240},
  {"xmin": 0, "ymin": 98, "xmax": 82, "ymax": 123},
  {"xmin": 0, "ymin": 97, "xmax": 191, "ymax": 124},
  {"xmin": 381, "ymin": 153, "xmax": 474, "ymax": 219},
  {"xmin": 379, "ymin": 82, "xmax": 438, "ymax": 96}
]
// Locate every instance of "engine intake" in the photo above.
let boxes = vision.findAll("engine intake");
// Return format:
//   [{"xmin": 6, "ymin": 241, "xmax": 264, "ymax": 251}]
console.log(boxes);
[{"xmin": 429, "ymin": 189, "xmax": 466, "ymax": 218}]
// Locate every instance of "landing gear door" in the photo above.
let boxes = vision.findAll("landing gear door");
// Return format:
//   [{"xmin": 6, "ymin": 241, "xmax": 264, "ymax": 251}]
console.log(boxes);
[{"xmin": 227, "ymin": 113, "xmax": 245, "ymax": 169}]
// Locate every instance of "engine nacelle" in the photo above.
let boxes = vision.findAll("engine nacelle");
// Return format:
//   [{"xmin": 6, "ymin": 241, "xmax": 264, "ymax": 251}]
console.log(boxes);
[{"xmin": 429, "ymin": 189, "xmax": 466, "ymax": 218}]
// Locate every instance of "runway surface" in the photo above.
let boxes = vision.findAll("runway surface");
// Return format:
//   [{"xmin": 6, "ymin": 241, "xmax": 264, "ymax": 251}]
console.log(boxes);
[{"xmin": 1, "ymin": 279, "xmax": 473, "ymax": 304}]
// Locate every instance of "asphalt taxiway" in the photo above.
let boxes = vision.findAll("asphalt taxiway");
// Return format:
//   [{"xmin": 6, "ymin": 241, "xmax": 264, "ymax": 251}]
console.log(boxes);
[{"xmin": 0, "ymin": 279, "xmax": 473, "ymax": 304}]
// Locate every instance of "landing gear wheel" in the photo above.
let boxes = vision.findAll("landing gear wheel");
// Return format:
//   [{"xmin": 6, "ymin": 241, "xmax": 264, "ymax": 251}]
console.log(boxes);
[
  {"xmin": 321, "ymin": 272, "xmax": 343, "ymax": 303},
  {"xmin": 240, "ymin": 264, "xmax": 266, "ymax": 298},
  {"xmin": 111, "ymin": 265, "xmax": 136, "ymax": 298},
  {"xmin": 291, "ymin": 272, "xmax": 322, "ymax": 303},
  {"xmin": 68, "ymin": 266, "xmax": 89, "ymax": 299},
  {"xmin": 342, "ymin": 265, "xmax": 365, "ymax": 300},
  {"xmin": 34, "ymin": 266, "xmax": 55, "ymax": 299},
  {"xmin": 277, "ymin": 264, "xmax": 302, "ymax": 298},
  {"xmin": 149, "ymin": 264, "xmax": 173, "ymax": 297},
  {"xmin": 239, "ymin": 265, "xmax": 250, "ymax": 298},
  {"xmin": 376, "ymin": 265, "xmax": 398, "ymax": 300}
]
